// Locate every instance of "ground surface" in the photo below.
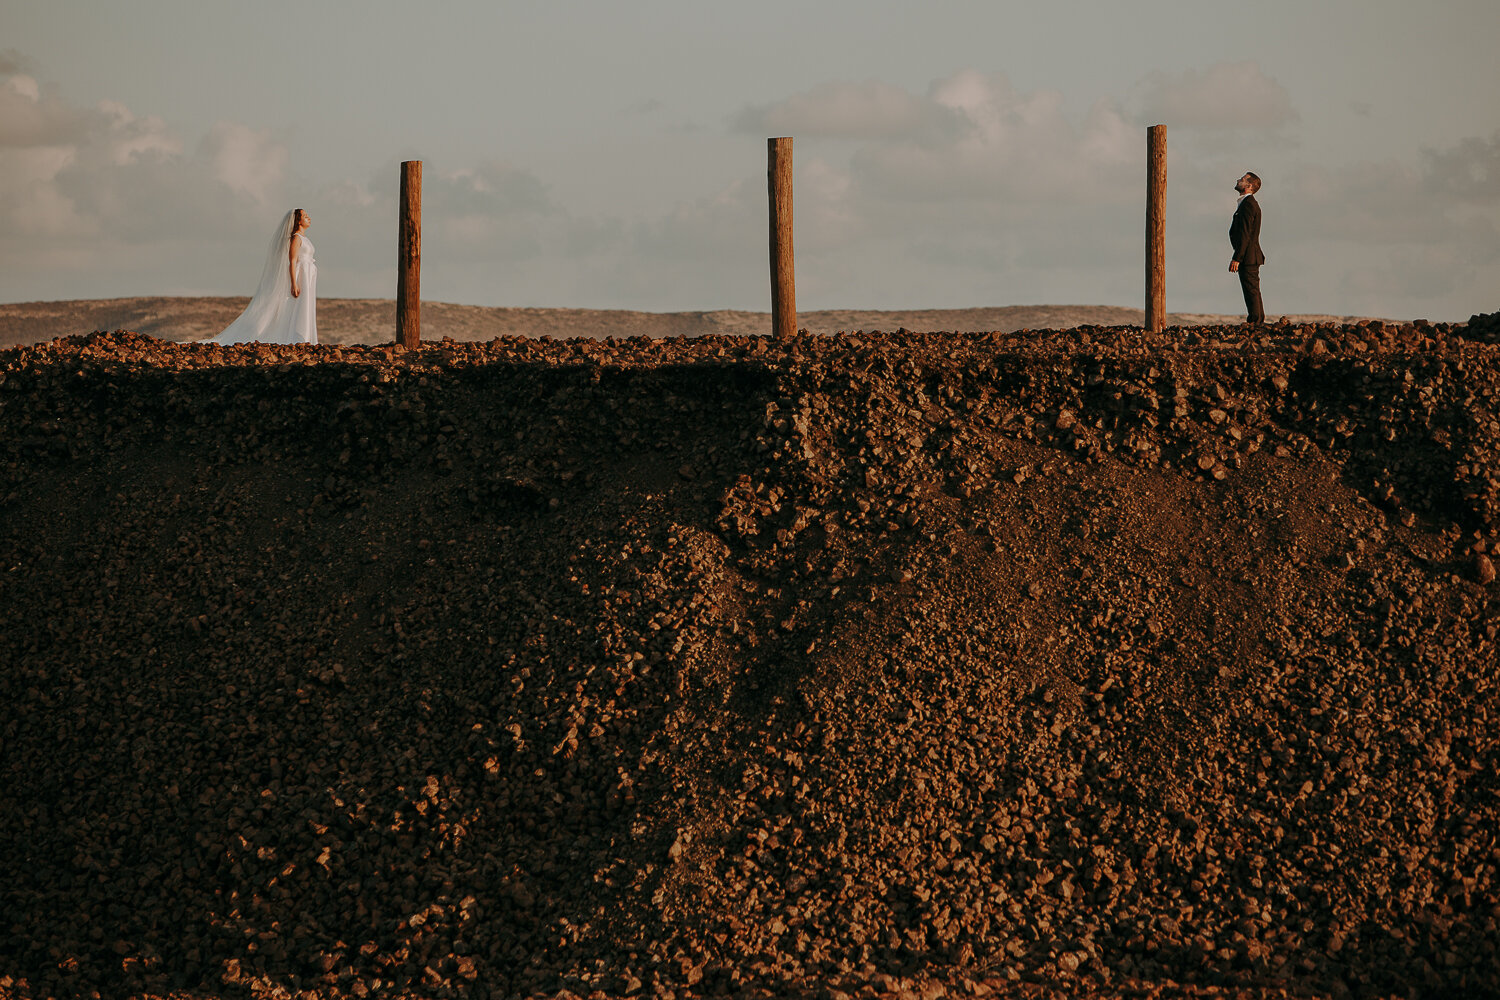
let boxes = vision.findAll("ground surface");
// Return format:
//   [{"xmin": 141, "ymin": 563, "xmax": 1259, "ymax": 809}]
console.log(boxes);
[
  {"xmin": 1, "ymin": 317, "xmax": 1498, "ymax": 1000},
  {"xmin": 0, "ymin": 297, "xmax": 1380, "ymax": 348}
]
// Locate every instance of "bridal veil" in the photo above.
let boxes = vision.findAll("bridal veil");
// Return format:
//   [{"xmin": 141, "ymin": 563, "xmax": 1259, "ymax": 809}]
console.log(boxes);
[{"xmin": 208, "ymin": 210, "xmax": 316, "ymax": 345}]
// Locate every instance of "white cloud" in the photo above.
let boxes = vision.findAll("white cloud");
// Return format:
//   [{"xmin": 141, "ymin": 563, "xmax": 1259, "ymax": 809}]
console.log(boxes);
[
  {"xmin": 713, "ymin": 71, "xmax": 1161, "ymax": 309},
  {"xmin": 303, "ymin": 158, "xmax": 567, "ymax": 304},
  {"xmin": 95, "ymin": 101, "xmax": 180, "ymax": 164},
  {"xmin": 0, "ymin": 56, "xmax": 574, "ymax": 301},
  {"xmin": 1150, "ymin": 127, "xmax": 1500, "ymax": 319},
  {"xmin": 736, "ymin": 71, "xmax": 1138, "ymax": 213},
  {"xmin": 0, "ymin": 59, "xmax": 275, "ymax": 246},
  {"xmin": 713, "ymin": 66, "xmax": 1494, "ymax": 317},
  {"xmin": 1, "ymin": 53, "xmax": 1493, "ymax": 319},
  {"xmin": 734, "ymin": 79, "xmax": 959, "ymax": 141},
  {"xmin": 0, "ymin": 71, "xmax": 100, "ymax": 147},
  {"xmin": 206, "ymin": 122, "xmax": 285, "ymax": 204},
  {"xmin": 0, "ymin": 58, "xmax": 302, "ymax": 298},
  {"xmin": 1135, "ymin": 61, "xmax": 1297, "ymax": 130},
  {"xmin": 424, "ymin": 161, "xmax": 557, "ymax": 260},
  {"xmin": 554, "ymin": 177, "xmax": 765, "ymax": 309},
  {"xmin": 1273, "ymin": 148, "xmax": 1500, "ymax": 260}
]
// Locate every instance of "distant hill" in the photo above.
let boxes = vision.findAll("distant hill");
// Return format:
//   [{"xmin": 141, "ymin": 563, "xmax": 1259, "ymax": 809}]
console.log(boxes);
[{"xmin": 0, "ymin": 296, "xmax": 1382, "ymax": 347}]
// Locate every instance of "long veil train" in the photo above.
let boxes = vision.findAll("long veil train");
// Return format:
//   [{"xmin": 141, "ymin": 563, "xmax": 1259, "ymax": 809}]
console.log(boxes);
[{"xmin": 208, "ymin": 211, "xmax": 317, "ymax": 345}]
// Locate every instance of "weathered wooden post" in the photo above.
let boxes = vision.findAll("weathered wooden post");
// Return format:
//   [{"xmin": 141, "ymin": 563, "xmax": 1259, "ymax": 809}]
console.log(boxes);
[
  {"xmin": 397, "ymin": 160, "xmax": 422, "ymax": 349},
  {"xmin": 768, "ymin": 137, "xmax": 796, "ymax": 340},
  {"xmin": 1145, "ymin": 125, "xmax": 1166, "ymax": 333}
]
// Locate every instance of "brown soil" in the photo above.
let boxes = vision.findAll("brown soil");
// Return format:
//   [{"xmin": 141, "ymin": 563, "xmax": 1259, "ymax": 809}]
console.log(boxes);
[{"xmin": 0, "ymin": 317, "xmax": 1497, "ymax": 1000}]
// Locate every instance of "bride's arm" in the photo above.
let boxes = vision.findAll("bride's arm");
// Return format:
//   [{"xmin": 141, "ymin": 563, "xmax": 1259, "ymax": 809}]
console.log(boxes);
[{"xmin": 289, "ymin": 234, "xmax": 301, "ymax": 298}]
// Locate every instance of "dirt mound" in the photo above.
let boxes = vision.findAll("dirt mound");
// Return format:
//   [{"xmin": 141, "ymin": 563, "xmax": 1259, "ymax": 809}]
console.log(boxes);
[{"xmin": 1, "ymin": 318, "xmax": 1497, "ymax": 1000}]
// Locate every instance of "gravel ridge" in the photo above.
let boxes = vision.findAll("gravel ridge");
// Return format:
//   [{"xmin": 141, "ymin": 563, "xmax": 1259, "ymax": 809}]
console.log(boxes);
[{"xmin": 1, "ymin": 316, "xmax": 1497, "ymax": 1000}]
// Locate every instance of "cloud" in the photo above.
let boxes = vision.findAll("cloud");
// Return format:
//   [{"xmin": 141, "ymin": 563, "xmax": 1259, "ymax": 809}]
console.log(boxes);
[
  {"xmin": 0, "ymin": 59, "xmax": 276, "ymax": 243},
  {"xmin": 304, "ymin": 157, "xmax": 568, "ymax": 305},
  {"xmin": 0, "ymin": 69, "xmax": 101, "ymax": 148},
  {"xmin": 1341, "ymin": 244, "xmax": 1482, "ymax": 302},
  {"xmin": 1277, "ymin": 144, "xmax": 1500, "ymax": 259},
  {"xmin": 633, "ymin": 176, "xmax": 761, "ymax": 261},
  {"xmin": 0, "ymin": 58, "xmax": 305, "ymax": 299},
  {"xmin": 423, "ymin": 161, "xmax": 558, "ymax": 260},
  {"xmin": 716, "ymin": 70, "xmax": 1167, "ymax": 308},
  {"xmin": 205, "ymin": 122, "xmax": 287, "ymax": 204},
  {"xmin": 1135, "ymin": 61, "xmax": 1297, "ymax": 130},
  {"xmin": 734, "ymin": 79, "xmax": 961, "ymax": 141},
  {"xmin": 1423, "ymin": 131, "xmax": 1500, "ymax": 202},
  {"xmin": 1152, "ymin": 129, "xmax": 1500, "ymax": 317},
  {"xmin": 865, "ymin": 73, "xmax": 1137, "ymax": 205},
  {"xmin": 0, "ymin": 55, "xmax": 575, "ymax": 302},
  {"xmin": 44, "ymin": 112, "xmax": 263, "ymax": 244},
  {"xmin": 712, "ymin": 66, "xmax": 1494, "ymax": 316},
  {"xmin": 735, "ymin": 70, "xmax": 1139, "ymax": 216},
  {"xmin": 2, "ymin": 54, "xmax": 1493, "ymax": 319}
]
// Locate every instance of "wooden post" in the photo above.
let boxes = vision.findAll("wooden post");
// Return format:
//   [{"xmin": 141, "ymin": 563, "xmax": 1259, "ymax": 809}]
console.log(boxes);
[
  {"xmin": 397, "ymin": 160, "xmax": 422, "ymax": 349},
  {"xmin": 1145, "ymin": 125, "xmax": 1166, "ymax": 333},
  {"xmin": 768, "ymin": 137, "xmax": 796, "ymax": 340}
]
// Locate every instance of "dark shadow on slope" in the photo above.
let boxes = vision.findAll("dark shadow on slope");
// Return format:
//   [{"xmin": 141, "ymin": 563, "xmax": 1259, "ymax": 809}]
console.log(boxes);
[{"xmin": 0, "ymin": 358, "xmax": 786, "ymax": 996}]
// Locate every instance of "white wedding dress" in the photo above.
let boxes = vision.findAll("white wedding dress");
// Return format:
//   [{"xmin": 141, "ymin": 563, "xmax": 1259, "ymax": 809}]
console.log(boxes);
[{"xmin": 208, "ymin": 210, "xmax": 318, "ymax": 345}]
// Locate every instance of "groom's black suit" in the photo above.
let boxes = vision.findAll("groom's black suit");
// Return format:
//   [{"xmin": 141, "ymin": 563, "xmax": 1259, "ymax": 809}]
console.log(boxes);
[{"xmin": 1230, "ymin": 194, "xmax": 1265, "ymax": 323}]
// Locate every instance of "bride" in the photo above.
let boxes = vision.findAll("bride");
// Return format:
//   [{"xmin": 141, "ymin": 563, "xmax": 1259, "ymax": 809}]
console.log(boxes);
[{"xmin": 208, "ymin": 208, "xmax": 317, "ymax": 344}]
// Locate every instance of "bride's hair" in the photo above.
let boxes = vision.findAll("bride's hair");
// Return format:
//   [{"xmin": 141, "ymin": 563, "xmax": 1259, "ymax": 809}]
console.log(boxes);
[{"xmin": 292, "ymin": 208, "xmax": 306, "ymax": 231}]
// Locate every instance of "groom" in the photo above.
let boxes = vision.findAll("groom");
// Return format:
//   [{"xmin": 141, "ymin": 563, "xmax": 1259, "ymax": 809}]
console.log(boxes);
[{"xmin": 1228, "ymin": 171, "xmax": 1265, "ymax": 324}]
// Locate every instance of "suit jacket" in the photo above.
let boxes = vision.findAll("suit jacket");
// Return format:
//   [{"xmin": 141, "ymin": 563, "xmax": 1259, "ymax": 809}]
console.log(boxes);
[{"xmin": 1231, "ymin": 195, "xmax": 1265, "ymax": 267}]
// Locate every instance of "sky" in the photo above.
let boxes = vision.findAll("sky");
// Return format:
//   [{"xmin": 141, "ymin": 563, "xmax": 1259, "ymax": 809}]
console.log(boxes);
[{"xmin": 2, "ymin": 0, "xmax": 1498, "ymax": 321}]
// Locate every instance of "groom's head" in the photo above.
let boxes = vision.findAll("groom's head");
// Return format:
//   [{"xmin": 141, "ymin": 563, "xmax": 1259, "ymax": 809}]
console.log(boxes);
[{"xmin": 1236, "ymin": 172, "xmax": 1261, "ymax": 195}]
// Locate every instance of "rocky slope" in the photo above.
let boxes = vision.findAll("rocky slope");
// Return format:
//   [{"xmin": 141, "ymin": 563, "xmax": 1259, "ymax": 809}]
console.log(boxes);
[{"xmin": 1, "ymin": 317, "xmax": 1497, "ymax": 1000}]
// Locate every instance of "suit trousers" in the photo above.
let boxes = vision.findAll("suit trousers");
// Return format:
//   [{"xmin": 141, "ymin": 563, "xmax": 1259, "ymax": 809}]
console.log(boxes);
[{"xmin": 1238, "ymin": 265, "xmax": 1264, "ymax": 324}]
